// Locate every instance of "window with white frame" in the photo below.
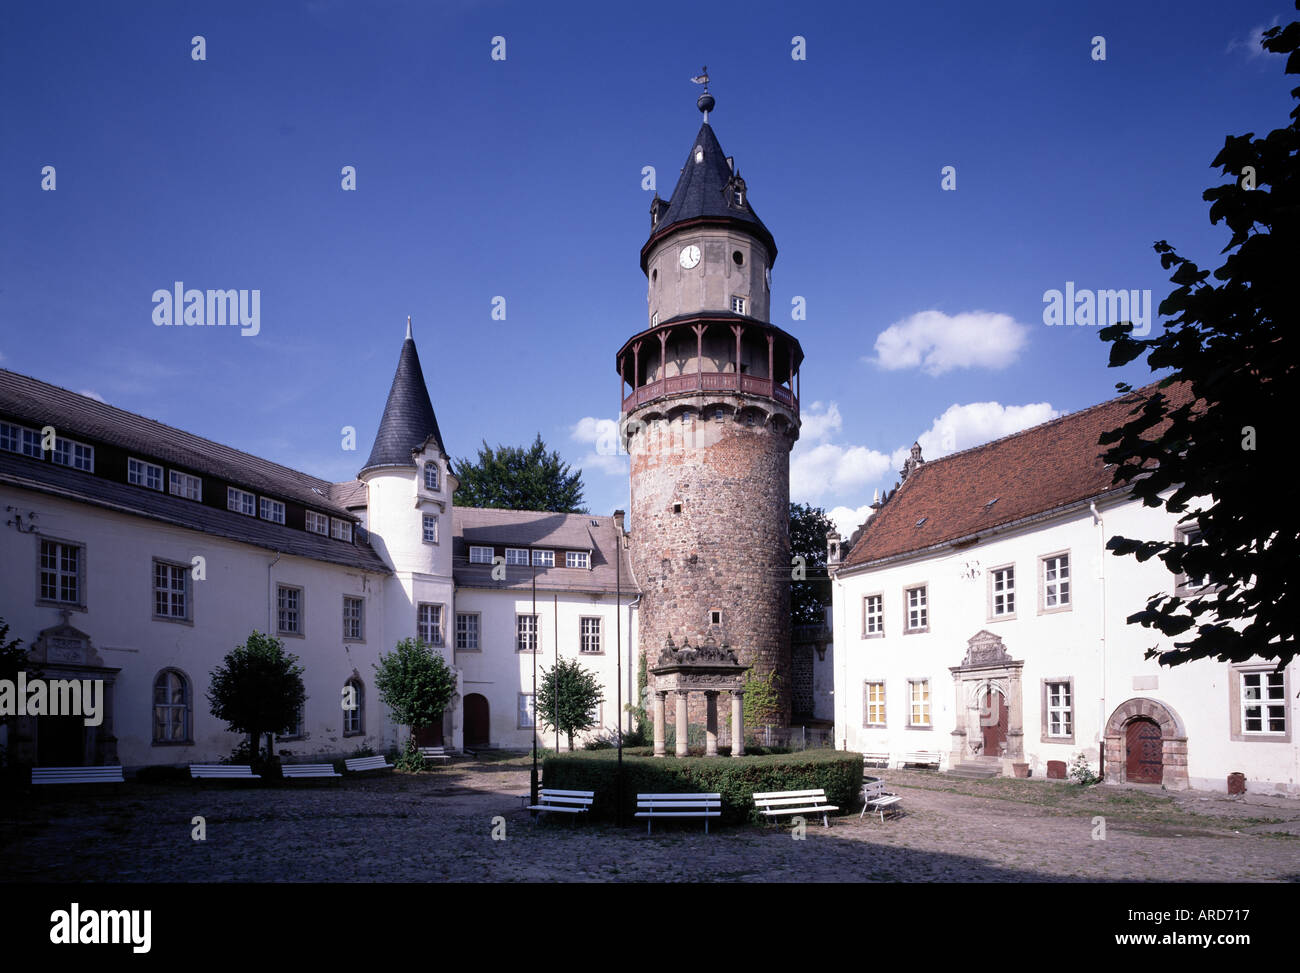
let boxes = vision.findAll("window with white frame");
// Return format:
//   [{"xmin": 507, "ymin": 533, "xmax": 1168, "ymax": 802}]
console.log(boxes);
[
  {"xmin": 423, "ymin": 463, "xmax": 439, "ymax": 491},
  {"xmin": 864, "ymin": 681, "xmax": 886, "ymax": 726},
  {"xmin": 418, "ymin": 603, "xmax": 444, "ymax": 647},
  {"xmin": 52, "ymin": 436, "xmax": 94, "ymax": 472},
  {"xmin": 455, "ymin": 612, "xmax": 480, "ymax": 651},
  {"xmin": 1175, "ymin": 524, "xmax": 1209, "ymax": 592},
  {"xmin": 731, "ymin": 295, "xmax": 747, "ymax": 314},
  {"xmin": 227, "ymin": 486, "xmax": 255, "ymax": 516},
  {"xmin": 38, "ymin": 538, "xmax": 83, "ymax": 606},
  {"xmin": 260, "ymin": 497, "xmax": 285, "ymax": 524},
  {"xmin": 128, "ymin": 457, "xmax": 164, "ymax": 491},
  {"xmin": 905, "ymin": 585, "xmax": 928, "ymax": 632},
  {"xmin": 343, "ymin": 679, "xmax": 363, "ymax": 735},
  {"xmin": 516, "ymin": 613, "xmax": 538, "ymax": 652},
  {"xmin": 908, "ymin": 679, "xmax": 931, "ymax": 727},
  {"xmin": 505, "ymin": 548, "xmax": 529, "ymax": 566},
  {"xmin": 169, "ymin": 470, "xmax": 202, "ymax": 501},
  {"xmin": 277, "ymin": 585, "xmax": 302, "ymax": 635},
  {"xmin": 518, "ymin": 693, "xmax": 536, "ymax": 729},
  {"xmin": 152, "ymin": 560, "xmax": 189, "ymax": 620},
  {"xmin": 469, "ymin": 546, "xmax": 493, "ymax": 564},
  {"xmin": 991, "ymin": 566, "xmax": 1015, "ymax": 617},
  {"xmin": 0, "ymin": 421, "xmax": 43, "ymax": 458},
  {"xmin": 331, "ymin": 518, "xmax": 352, "ymax": 542},
  {"xmin": 532, "ymin": 549, "xmax": 554, "ymax": 568},
  {"xmin": 1042, "ymin": 553, "xmax": 1071, "ymax": 610},
  {"xmin": 566, "ymin": 551, "xmax": 590, "ymax": 569},
  {"xmin": 343, "ymin": 596, "xmax": 364, "ymax": 641},
  {"xmin": 1241, "ymin": 671, "xmax": 1286, "ymax": 735},
  {"xmin": 580, "ymin": 616, "xmax": 602, "ymax": 654},
  {"xmin": 1045, "ymin": 681, "xmax": 1073, "ymax": 738},
  {"xmin": 153, "ymin": 669, "xmax": 191, "ymax": 744},
  {"xmin": 863, "ymin": 594, "xmax": 883, "ymax": 637},
  {"xmin": 422, "ymin": 514, "xmax": 438, "ymax": 544},
  {"xmin": 305, "ymin": 510, "xmax": 329, "ymax": 535}
]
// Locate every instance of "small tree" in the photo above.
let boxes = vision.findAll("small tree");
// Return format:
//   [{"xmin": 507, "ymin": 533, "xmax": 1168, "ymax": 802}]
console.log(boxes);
[
  {"xmin": 373, "ymin": 638, "xmax": 456, "ymax": 758},
  {"xmin": 536, "ymin": 658, "xmax": 604, "ymax": 750},
  {"xmin": 452, "ymin": 434, "xmax": 588, "ymax": 513},
  {"xmin": 790, "ymin": 502, "xmax": 841, "ymax": 626},
  {"xmin": 207, "ymin": 631, "xmax": 305, "ymax": 770}
]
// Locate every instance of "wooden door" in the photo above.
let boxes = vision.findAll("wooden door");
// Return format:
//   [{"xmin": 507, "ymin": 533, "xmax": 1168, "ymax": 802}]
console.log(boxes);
[
  {"xmin": 1125, "ymin": 718, "xmax": 1163, "ymax": 783},
  {"xmin": 463, "ymin": 694, "xmax": 490, "ymax": 747},
  {"xmin": 981, "ymin": 689, "xmax": 1008, "ymax": 757}
]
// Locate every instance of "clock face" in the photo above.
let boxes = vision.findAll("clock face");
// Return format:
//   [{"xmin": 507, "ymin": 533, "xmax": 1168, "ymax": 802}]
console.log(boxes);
[{"xmin": 679, "ymin": 245, "xmax": 701, "ymax": 269}]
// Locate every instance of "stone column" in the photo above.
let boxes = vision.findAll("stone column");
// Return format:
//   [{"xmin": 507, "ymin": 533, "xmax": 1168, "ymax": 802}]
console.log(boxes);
[
  {"xmin": 653, "ymin": 691, "xmax": 668, "ymax": 758},
  {"xmin": 675, "ymin": 691, "xmax": 690, "ymax": 757},
  {"xmin": 704, "ymin": 691, "xmax": 719, "ymax": 757},
  {"xmin": 731, "ymin": 691, "xmax": 745, "ymax": 757}
]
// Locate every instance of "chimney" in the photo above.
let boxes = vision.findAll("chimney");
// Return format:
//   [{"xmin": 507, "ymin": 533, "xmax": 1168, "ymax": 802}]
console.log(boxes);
[{"xmin": 613, "ymin": 509, "xmax": 626, "ymax": 535}]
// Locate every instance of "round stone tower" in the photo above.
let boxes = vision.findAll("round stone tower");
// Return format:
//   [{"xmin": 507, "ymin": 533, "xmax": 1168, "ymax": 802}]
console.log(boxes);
[{"xmin": 618, "ymin": 81, "xmax": 803, "ymax": 727}]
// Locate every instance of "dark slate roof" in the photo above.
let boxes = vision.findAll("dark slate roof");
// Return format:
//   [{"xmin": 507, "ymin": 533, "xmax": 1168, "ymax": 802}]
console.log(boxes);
[
  {"xmin": 0, "ymin": 369, "xmax": 354, "ymax": 518},
  {"xmin": 0, "ymin": 451, "xmax": 391, "ymax": 574},
  {"xmin": 452, "ymin": 508, "xmax": 639, "ymax": 595},
  {"xmin": 331, "ymin": 479, "xmax": 367, "ymax": 509},
  {"xmin": 838, "ymin": 382, "xmax": 1196, "ymax": 570},
  {"xmin": 642, "ymin": 121, "xmax": 776, "ymax": 267},
  {"xmin": 361, "ymin": 337, "xmax": 445, "ymax": 474}
]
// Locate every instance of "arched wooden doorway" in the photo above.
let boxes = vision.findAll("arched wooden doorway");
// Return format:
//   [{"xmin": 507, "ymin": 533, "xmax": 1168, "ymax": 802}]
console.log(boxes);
[
  {"xmin": 1103, "ymin": 697, "xmax": 1189, "ymax": 789},
  {"xmin": 980, "ymin": 686, "xmax": 1009, "ymax": 758},
  {"xmin": 463, "ymin": 693, "xmax": 490, "ymax": 748},
  {"xmin": 1125, "ymin": 717, "xmax": 1163, "ymax": 783}
]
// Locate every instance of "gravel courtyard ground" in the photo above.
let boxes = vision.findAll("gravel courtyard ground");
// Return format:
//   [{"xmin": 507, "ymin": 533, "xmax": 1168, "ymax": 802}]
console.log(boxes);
[{"xmin": 2, "ymin": 761, "xmax": 1297, "ymax": 882}]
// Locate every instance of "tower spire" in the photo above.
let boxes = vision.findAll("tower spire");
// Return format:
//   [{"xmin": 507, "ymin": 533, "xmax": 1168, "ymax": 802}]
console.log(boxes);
[
  {"xmin": 406, "ymin": 315, "xmax": 412, "ymax": 340},
  {"xmin": 690, "ymin": 66, "xmax": 714, "ymax": 122}
]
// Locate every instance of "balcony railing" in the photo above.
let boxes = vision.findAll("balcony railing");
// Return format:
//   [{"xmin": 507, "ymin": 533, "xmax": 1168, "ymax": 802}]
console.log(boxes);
[{"xmin": 621, "ymin": 373, "xmax": 799, "ymax": 414}]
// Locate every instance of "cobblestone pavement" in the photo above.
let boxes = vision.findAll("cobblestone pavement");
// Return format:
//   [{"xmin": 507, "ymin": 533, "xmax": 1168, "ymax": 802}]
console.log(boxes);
[{"xmin": 2, "ymin": 764, "xmax": 1297, "ymax": 882}]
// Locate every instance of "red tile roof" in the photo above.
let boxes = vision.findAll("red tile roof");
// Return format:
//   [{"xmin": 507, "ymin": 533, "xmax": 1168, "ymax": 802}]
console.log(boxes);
[{"xmin": 838, "ymin": 381, "xmax": 1195, "ymax": 570}]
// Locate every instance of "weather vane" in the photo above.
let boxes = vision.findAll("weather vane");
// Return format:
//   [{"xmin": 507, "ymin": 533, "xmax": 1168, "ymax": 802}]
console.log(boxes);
[
  {"xmin": 690, "ymin": 66, "xmax": 709, "ymax": 92},
  {"xmin": 691, "ymin": 66, "xmax": 714, "ymax": 121}
]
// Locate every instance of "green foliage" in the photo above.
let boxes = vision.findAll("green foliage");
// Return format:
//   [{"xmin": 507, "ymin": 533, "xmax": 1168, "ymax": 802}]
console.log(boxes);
[
  {"xmin": 373, "ymin": 638, "xmax": 456, "ymax": 735},
  {"xmin": 206, "ymin": 631, "xmax": 305, "ymax": 771},
  {"xmin": 393, "ymin": 737, "xmax": 429, "ymax": 772},
  {"xmin": 542, "ymin": 749, "xmax": 864, "ymax": 825},
  {"xmin": 622, "ymin": 649, "xmax": 651, "ymax": 746},
  {"xmin": 1096, "ymin": 14, "xmax": 1300, "ymax": 668},
  {"xmin": 743, "ymin": 669, "xmax": 782, "ymax": 727},
  {"xmin": 0, "ymin": 615, "xmax": 36, "ymax": 766},
  {"xmin": 789, "ymin": 502, "xmax": 841, "ymax": 626},
  {"xmin": 1069, "ymin": 753, "xmax": 1102, "ymax": 787},
  {"xmin": 536, "ymin": 657, "xmax": 604, "ymax": 750},
  {"xmin": 452, "ymin": 434, "xmax": 587, "ymax": 513}
]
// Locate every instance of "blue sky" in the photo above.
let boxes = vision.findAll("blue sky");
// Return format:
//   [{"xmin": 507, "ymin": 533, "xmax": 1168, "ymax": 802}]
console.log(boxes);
[{"xmin": 1, "ymin": 0, "xmax": 1292, "ymax": 534}]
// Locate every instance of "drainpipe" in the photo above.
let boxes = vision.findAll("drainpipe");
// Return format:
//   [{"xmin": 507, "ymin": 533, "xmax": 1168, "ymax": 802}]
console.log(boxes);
[
  {"xmin": 1090, "ymin": 502, "xmax": 1106, "ymax": 780},
  {"xmin": 267, "ymin": 551, "xmax": 283, "ymax": 634}
]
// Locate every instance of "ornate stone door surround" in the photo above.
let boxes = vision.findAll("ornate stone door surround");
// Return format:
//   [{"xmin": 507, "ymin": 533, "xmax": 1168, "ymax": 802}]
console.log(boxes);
[
  {"xmin": 1103, "ymin": 697, "xmax": 1189, "ymax": 789},
  {"xmin": 948, "ymin": 630, "xmax": 1024, "ymax": 775}
]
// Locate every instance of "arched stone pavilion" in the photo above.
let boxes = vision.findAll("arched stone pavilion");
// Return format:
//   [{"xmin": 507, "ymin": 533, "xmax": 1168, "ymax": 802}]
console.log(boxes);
[{"xmin": 650, "ymin": 636, "xmax": 750, "ymax": 757}]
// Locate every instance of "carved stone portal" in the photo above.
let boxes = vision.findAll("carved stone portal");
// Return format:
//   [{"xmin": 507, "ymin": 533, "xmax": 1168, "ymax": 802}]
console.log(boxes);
[{"xmin": 949, "ymin": 630, "xmax": 1023, "ymax": 775}]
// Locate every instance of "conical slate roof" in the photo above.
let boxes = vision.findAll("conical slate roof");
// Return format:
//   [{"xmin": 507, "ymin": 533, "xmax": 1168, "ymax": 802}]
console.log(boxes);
[{"xmin": 360, "ymin": 332, "xmax": 445, "ymax": 475}]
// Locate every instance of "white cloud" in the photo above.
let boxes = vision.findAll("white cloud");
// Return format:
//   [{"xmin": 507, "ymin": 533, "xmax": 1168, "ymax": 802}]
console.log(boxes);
[
  {"xmin": 570, "ymin": 416, "xmax": 627, "ymax": 476},
  {"xmin": 78, "ymin": 389, "xmax": 106, "ymax": 403},
  {"xmin": 828, "ymin": 504, "xmax": 875, "ymax": 539},
  {"xmin": 1227, "ymin": 18, "xmax": 1282, "ymax": 59},
  {"xmin": 790, "ymin": 441, "xmax": 894, "ymax": 504},
  {"xmin": 911, "ymin": 400, "xmax": 1059, "ymax": 459},
  {"xmin": 798, "ymin": 401, "xmax": 842, "ymax": 443},
  {"xmin": 869, "ymin": 310, "xmax": 1030, "ymax": 376}
]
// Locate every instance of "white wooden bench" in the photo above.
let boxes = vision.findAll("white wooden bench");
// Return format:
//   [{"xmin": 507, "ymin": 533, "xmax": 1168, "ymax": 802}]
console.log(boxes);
[
  {"xmin": 862, "ymin": 752, "xmax": 891, "ymax": 768},
  {"xmin": 896, "ymin": 751, "xmax": 942, "ymax": 769},
  {"xmin": 32, "ymin": 766, "xmax": 124, "ymax": 785},
  {"xmin": 635, "ymin": 793, "xmax": 721, "ymax": 834},
  {"xmin": 525, "ymin": 789, "xmax": 594, "ymax": 819},
  {"xmin": 861, "ymin": 778, "xmax": 903, "ymax": 822},
  {"xmin": 190, "ymin": 764, "xmax": 260, "ymax": 779},
  {"xmin": 753, "ymin": 788, "xmax": 840, "ymax": 828},
  {"xmin": 419, "ymin": 746, "xmax": 451, "ymax": 764},
  {"xmin": 281, "ymin": 763, "xmax": 341, "ymax": 778},
  {"xmin": 344, "ymin": 755, "xmax": 394, "ymax": 773}
]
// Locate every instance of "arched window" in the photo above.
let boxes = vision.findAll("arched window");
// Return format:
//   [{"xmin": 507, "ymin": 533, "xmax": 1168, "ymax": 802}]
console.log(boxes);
[
  {"xmin": 343, "ymin": 677, "xmax": 364, "ymax": 736},
  {"xmin": 153, "ymin": 669, "xmax": 191, "ymax": 744}
]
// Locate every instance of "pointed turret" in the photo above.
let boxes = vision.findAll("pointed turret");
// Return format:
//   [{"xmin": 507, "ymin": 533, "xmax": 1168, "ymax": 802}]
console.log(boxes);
[{"xmin": 360, "ymin": 321, "xmax": 445, "ymax": 475}]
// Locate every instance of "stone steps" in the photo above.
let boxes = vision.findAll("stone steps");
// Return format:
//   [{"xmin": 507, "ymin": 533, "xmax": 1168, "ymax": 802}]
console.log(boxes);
[{"xmin": 946, "ymin": 762, "xmax": 1002, "ymax": 779}]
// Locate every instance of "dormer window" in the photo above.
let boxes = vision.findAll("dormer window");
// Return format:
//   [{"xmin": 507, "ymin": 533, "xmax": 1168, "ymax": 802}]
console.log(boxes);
[
  {"xmin": 424, "ymin": 463, "xmax": 439, "ymax": 491},
  {"xmin": 694, "ymin": 145, "xmax": 704, "ymax": 163}
]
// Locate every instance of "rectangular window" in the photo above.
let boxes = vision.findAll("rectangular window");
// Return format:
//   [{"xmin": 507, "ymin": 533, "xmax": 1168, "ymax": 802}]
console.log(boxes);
[
  {"xmin": 505, "ymin": 548, "xmax": 529, "ymax": 566},
  {"xmin": 1, "ymin": 422, "xmax": 43, "ymax": 458},
  {"xmin": 227, "ymin": 487, "xmax": 255, "ymax": 516},
  {"xmin": 991, "ymin": 566, "xmax": 1015, "ymax": 617},
  {"xmin": 260, "ymin": 497, "xmax": 285, "ymax": 524},
  {"xmin": 455, "ymin": 612, "xmax": 480, "ymax": 651},
  {"xmin": 169, "ymin": 470, "xmax": 202, "ymax": 501},
  {"xmin": 280, "ymin": 705, "xmax": 304, "ymax": 740},
  {"xmin": 331, "ymin": 518, "xmax": 353, "ymax": 542},
  {"xmin": 52, "ymin": 436, "xmax": 94, "ymax": 472},
  {"xmin": 152, "ymin": 560, "xmax": 189, "ymax": 620},
  {"xmin": 566, "ymin": 551, "xmax": 590, "ymax": 569},
  {"xmin": 516, "ymin": 613, "xmax": 538, "ymax": 653},
  {"xmin": 863, "ymin": 594, "xmax": 883, "ymax": 637},
  {"xmin": 277, "ymin": 585, "xmax": 302, "ymax": 635},
  {"xmin": 422, "ymin": 514, "xmax": 438, "ymax": 544},
  {"xmin": 908, "ymin": 680, "xmax": 931, "ymax": 727},
  {"xmin": 580, "ymin": 616, "xmax": 602, "ymax": 654},
  {"xmin": 305, "ymin": 511, "xmax": 329, "ymax": 535},
  {"xmin": 1176, "ymin": 525, "xmax": 1209, "ymax": 592},
  {"xmin": 1046, "ymin": 681, "xmax": 1073, "ymax": 737},
  {"xmin": 864, "ymin": 681, "xmax": 886, "ymax": 727},
  {"xmin": 128, "ymin": 457, "xmax": 164, "ymax": 491},
  {"xmin": 731, "ymin": 296, "xmax": 747, "ymax": 314},
  {"xmin": 418, "ymin": 603, "xmax": 445, "ymax": 647},
  {"xmin": 1042, "ymin": 553, "xmax": 1071, "ymax": 610},
  {"xmin": 39, "ymin": 539, "xmax": 82, "ymax": 605},
  {"xmin": 469, "ymin": 546, "xmax": 494, "ymax": 564},
  {"xmin": 1242, "ymin": 671, "xmax": 1286, "ymax": 735},
  {"xmin": 905, "ymin": 586, "xmax": 928, "ymax": 632},
  {"xmin": 532, "ymin": 549, "xmax": 554, "ymax": 568},
  {"xmin": 518, "ymin": 693, "xmax": 535, "ymax": 729},
  {"xmin": 343, "ymin": 688, "xmax": 362, "ymax": 735},
  {"xmin": 343, "ymin": 596, "xmax": 364, "ymax": 641},
  {"xmin": 423, "ymin": 464, "xmax": 439, "ymax": 491}
]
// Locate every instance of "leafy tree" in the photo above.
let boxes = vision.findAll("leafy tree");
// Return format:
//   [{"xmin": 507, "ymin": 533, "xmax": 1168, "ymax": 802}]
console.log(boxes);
[
  {"xmin": 452, "ymin": 434, "xmax": 587, "ymax": 513},
  {"xmin": 1097, "ymin": 12, "xmax": 1300, "ymax": 669},
  {"xmin": 0, "ymin": 616, "xmax": 37, "ymax": 766},
  {"xmin": 536, "ymin": 657, "xmax": 604, "ymax": 750},
  {"xmin": 207, "ymin": 632, "xmax": 306, "ymax": 768},
  {"xmin": 373, "ymin": 638, "xmax": 457, "ymax": 743},
  {"xmin": 790, "ymin": 502, "xmax": 842, "ymax": 626}
]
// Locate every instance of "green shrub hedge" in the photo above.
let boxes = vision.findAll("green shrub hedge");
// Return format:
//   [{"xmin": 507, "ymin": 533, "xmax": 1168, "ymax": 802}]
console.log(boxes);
[{"xmin": 542, "ymin": 749, "xmax": 864, "ymax": 825}]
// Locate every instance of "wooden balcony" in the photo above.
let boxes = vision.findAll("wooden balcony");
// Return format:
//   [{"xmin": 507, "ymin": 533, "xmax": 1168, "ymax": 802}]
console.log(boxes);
[{"xmin": 621, "ymin": 372, "xmax": 798, "ymax": 414}]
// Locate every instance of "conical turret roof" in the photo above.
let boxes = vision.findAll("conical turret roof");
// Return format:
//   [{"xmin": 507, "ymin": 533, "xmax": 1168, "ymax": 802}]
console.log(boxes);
[{"xmin": 360, "ymin": 325, "xmax": 445, "ymax": 475}]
